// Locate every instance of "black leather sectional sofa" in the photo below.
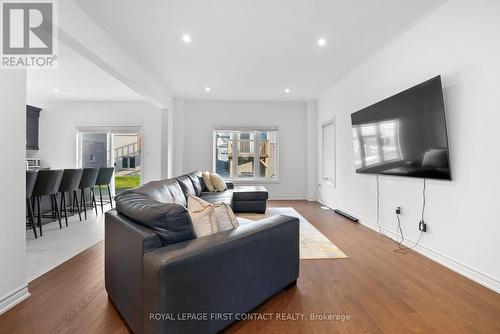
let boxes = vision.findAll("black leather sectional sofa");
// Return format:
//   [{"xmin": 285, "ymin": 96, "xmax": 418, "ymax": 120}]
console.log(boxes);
[{"xmin": 105, "ymin": 171, "xmax": 300, "ymax": 334}]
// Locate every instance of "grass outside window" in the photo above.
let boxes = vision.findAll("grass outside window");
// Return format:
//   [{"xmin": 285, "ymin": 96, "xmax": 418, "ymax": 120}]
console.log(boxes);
[{"xmin": 115, "ymin": 175, "xmax": 140, "ymax": 194}]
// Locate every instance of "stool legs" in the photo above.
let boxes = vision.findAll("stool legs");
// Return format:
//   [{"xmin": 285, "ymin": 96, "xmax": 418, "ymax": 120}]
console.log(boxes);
[
  {"xmin": 98, "ymin": 186, "xmax": 104, "ymax": 213},
  {"xmin": 91, "ymin": 188, "xmax": 98, "ymax": 215},
  {"xmin": 52, "ymin": 194, "xmax": 62, "ymax": 229},
  {"xmin": 32, "ymin": 194, "xmax": 66, "ymax": 237},
  {"xmin": 27, "ymin": 198, "xmax": 37, "ymax": 239},
  {"xmin": 81, "ymin": 189, "xmax": 88, "ymax": 220},
  {"xmin": 37, "ymin": 196, "xmax": 43, "ymax": 236},
  {"xmin": 73, "ymin": 190, "xmax": 82, "ymax": 221},
  {"xmin": 79, "ymin": 188, "xmax": 101, "ymax": 219},
  {"xmin": 51, "ymin": 196, "xmax": 56, "ymax": 220},
  {"xmin": 60, "ymin": 193, "xmax": 69, "ymax": 227},
  {"xmin": 107, "ymin": 185, "xmax": 113, "ymax": 209}
]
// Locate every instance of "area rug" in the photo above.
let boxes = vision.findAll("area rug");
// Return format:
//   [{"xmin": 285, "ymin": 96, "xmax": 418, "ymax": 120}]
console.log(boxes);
[{"xmin": 237, "ymin": 207, "xmax": 348, "ymax": 260}]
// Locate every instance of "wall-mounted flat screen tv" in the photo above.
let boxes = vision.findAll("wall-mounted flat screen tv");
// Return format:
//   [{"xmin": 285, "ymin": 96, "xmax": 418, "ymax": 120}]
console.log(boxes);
[{"xmin": 350, "ymin": 76, "xmax": 451, "ymax": 180}]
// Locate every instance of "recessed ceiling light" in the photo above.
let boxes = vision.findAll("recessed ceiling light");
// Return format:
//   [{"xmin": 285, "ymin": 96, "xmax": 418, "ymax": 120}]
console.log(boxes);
[
  {"xmin": 317, "ymin": 38, "xmax": 326, "ymax": 47},
  {"xmin": 182, "ymin": 34, "xmax": 192, "ymax": 43},
  {"xmin": 284, "ymin": 88, "xmax": 291, "ymax": 93},
  {"xmin": 53, "ymin": 88, "xmax": 60, "ymax": 93},
  {"xmin": 205, "ymin": 86, "xmax": 211, "ymax": 92}
]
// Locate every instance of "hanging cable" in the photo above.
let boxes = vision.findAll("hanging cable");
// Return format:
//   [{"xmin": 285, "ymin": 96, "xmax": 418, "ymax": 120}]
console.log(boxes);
[
  {"xmin": 395, "ymin": 179, "xmax": 426, "ymax": 253},
  {"xmin": 375, "ymin": 175, "xmax": 391, "ymax": 239},
  {"xmin": 394, "ymin": 211, "xmax": 407, "ymax": 253},
  {"xmin": 376, "ymin": 175, "xmax": 427, "ymax": 254}
]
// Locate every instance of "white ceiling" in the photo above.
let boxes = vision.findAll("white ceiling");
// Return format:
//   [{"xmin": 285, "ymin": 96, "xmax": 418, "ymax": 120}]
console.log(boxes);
[
  {"xmin": 27, "ymin": 41, "xmax": 144, "ymax": 106},
  {"xmin": 76, "ymin": 0, "xmax": 443, "ymax": 101}
]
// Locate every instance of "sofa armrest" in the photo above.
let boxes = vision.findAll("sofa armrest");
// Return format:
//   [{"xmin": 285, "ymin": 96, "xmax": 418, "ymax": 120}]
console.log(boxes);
[
  {"xmin": 105, "ymin": 210, "xmax": 162, "ymax": 334},
  {"xmin": 225, "ymin": 181, "xmax": 234, "ymax": 189},
  {"xmin": 142, "ymin": 214, "xmax": 299, "ymax": 334}
]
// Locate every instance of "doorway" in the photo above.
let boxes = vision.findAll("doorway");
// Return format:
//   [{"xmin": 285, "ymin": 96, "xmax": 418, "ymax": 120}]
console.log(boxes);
[{"xmin": 77, "ymin": 126, "xmax": 142, "ymax": 197}]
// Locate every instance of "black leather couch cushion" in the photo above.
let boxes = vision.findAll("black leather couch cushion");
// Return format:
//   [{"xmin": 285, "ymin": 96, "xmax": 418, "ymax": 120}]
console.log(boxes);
[
  {"xmin": 201, "ymin": 190, "xmax": 233, "ymax": 206},
  {"xmin": 198, "ymin": 174, "xmax": 207, "ymax": 191},
  {"xmin": 186, "ymin": 171, "xmax": 203, "ymax": 196},
  {"xmin": 176, "ymin": 175, "xmax": 196, "ymax": 199},
  {"xmin": 133, "ymin": 180, "xmax": 173, "ymax": 203},
  {"xmin": 232, "ymin": 186, "xmax": 269, "ymax": 201},
  {"xmin": 161, "ymin": 178, "xmax": 187, "ymax": 207},
  {"xmin": 115, "ymin": 191, "xmax": 195, "ymax": 246}
]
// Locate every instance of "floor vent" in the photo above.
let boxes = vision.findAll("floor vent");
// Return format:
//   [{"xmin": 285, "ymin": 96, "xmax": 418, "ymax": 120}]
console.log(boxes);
[{"xmin": 333, "ymin": 209, "xmax": 359, "ymax": 223}]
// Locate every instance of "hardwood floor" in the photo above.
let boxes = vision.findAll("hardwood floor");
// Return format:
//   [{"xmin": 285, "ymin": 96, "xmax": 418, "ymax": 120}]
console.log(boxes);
[{"xmin": 1, "ymin": 200, "xmax": 499, "ymax": 333}]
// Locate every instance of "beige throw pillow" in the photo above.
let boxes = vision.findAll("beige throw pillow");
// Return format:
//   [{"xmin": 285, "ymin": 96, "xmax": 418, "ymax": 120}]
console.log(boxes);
[
  {"xmin": 187, "ymin": 196, "xmax": 239, "ymax": 236},
  {"xmin": 202, "ymin": 171, "xmax": 215, "ymax": 192},
  {"xmin": 187, "ymin": 196, "xmax": 218, "ymax": 237},
  {"xmin": 212, "ymin": 201, "xmax": 239, "ymax": 231},
  {"xmin": 210, "ymin": 173, "xmax": 227, "ymax": 192}
]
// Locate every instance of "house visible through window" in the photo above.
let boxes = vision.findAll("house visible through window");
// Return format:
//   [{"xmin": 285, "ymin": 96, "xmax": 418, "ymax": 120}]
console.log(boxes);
[
  {"xmin": 214, "ymin": 128, "xmax": 278, "ymax": 180},
  {"xmin": 321, "ymin": 120, "xmax": 335, "ymax": 185}
]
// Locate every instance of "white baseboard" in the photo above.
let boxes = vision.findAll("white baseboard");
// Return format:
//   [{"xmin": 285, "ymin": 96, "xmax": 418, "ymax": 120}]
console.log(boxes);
[
  {"xmin": 0, "ymin": 284, "xmax": 30, "ymax": 315},
  {"xmin": 269, "ymin": 196, "xmax": 307, "ymax": 200},
  {"xmin": 319, "ymin": 201, "xmax": 500, "ymax": 294}
]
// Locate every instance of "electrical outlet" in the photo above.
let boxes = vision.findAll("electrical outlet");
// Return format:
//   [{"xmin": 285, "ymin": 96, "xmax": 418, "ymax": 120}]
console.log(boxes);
[
  {"xmin": 395, "ymin": 206, "xmax": 401, "ymax": 215},
  {"xmin": 419, "ymin": 220, "xmax": 427, "ymax": 232}
]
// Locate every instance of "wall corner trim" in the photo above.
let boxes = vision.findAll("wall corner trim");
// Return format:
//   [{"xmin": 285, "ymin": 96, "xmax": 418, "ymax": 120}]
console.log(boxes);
[{"xmin": 0, "ymin": 284, "xmax": 30, "ymax": 315}]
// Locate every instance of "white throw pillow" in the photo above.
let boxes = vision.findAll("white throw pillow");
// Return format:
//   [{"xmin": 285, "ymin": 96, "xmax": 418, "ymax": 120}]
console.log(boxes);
[
  {"xmin": 202, "ymin": 171, "xmax": 215, "ymax": 192},
  {"xmin": 210, "ymin": 173, "xmax": 227, "ymax": 192},
  {"xmin": 187, "ymin": 196, "xmax": 239, "ymax": 236},
  {"xmin": 187, "ymin": 196, "xmax": 218, "ymax": 237},
  {"xmin": 212, "ymin": 201, "xmax": 239, "ymax": 232}
]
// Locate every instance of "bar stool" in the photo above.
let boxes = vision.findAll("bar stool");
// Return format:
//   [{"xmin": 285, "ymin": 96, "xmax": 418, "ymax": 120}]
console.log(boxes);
[
  {"xmin": 79, "ymin": 168, "xmax": 99, "ymax": 220},
  {"xmin": 32, "ymin": 169, "xmax": 64, "ymax": 236},
  {"xmin": 26, "ymin": 170, "xmax": 38, "ymax": 238},
  {"xmin": 58, "ymin": 169, "xmax": 84, "ymax": 226},
  {"xmin": 95, "ymin": 167, "xmax": 115, "ymax": 213}
]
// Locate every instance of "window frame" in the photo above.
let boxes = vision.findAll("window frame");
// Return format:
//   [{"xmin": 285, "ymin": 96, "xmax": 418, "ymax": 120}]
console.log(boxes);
[
  {"xmin": 321, "ymin": 119, "xmax": 336, "ymax": 188},
  {"xmin": 352, "ymin": 119, "xmax": 402, "ymax": 170},
  {"xmin": 212, "ymin": 126, "xmax": 280, "ymax": 183}
]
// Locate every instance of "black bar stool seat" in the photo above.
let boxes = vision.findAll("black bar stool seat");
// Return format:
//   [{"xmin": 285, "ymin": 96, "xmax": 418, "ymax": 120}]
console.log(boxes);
[
  {"xmin": 26, "ymin": 171, "xmax": 38, "ymax": 238},
  {"xmin": 95, "ymin": 167, "xmax": 115, "ymax": 213},
  {"xmin": 58, "ymin": 169, "xmax": 84, "ymax": 225},
  {"xmin": 32, "ymin": 169, "xmax": 64, "ymax": 236},
  {"xmin": 78, "ymin": 168, "xmax": 99, "ymax": 220}
]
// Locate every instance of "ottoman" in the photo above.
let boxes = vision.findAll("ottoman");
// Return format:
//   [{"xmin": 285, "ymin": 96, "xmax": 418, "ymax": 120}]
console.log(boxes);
[{"xmin": 231, "ymin": 186, "xmax": 268, "ymax": 213}]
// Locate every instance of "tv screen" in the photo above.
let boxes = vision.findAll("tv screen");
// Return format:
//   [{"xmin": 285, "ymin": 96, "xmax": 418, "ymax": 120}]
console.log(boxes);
[{"xmin": 351, "ymin": 76, "xmax": 451, "ymax": 180}]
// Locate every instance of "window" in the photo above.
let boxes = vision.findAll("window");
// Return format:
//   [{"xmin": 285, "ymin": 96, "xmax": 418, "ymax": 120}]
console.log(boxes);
[
  {"xmin": 77, "ymin": 126, "xmax": 142, "ymax": 195},
  {"xmin": 321, "ymin": 120, "xmax": 335, "ymax": 185},
  {"xmin": 214, "ymin": 127, "xmax": 278, "ymax": 180}
]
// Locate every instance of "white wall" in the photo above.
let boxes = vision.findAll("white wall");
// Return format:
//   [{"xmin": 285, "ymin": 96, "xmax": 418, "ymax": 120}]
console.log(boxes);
[
  {"xmin": 0, "ymin": 71, "xmax": 29, "ymax": 313},
  {"xmin": 317, "ymin": 0, "xmax": 500, "ymax": 292},
  {"xmin": 60, "ymin": 0, "xmax": 173, "ymax": 108},
  {"xmin": 172, "ymin": 98, "xmax": 184, "ymax": 177},
  {"xmin": 177, "ymin": 100, "xmax": 310, "ymax": 199},
  {"xmin": 306, "ymin": 101, "xmax": 318, "ymax": 200},
  {"xmin": 33, "ymin": 101, "xmax": 163, "ymax": 184},
  {"xmin": 54, "ymin": 0, "xmax": 176, "ymax": 177}
]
